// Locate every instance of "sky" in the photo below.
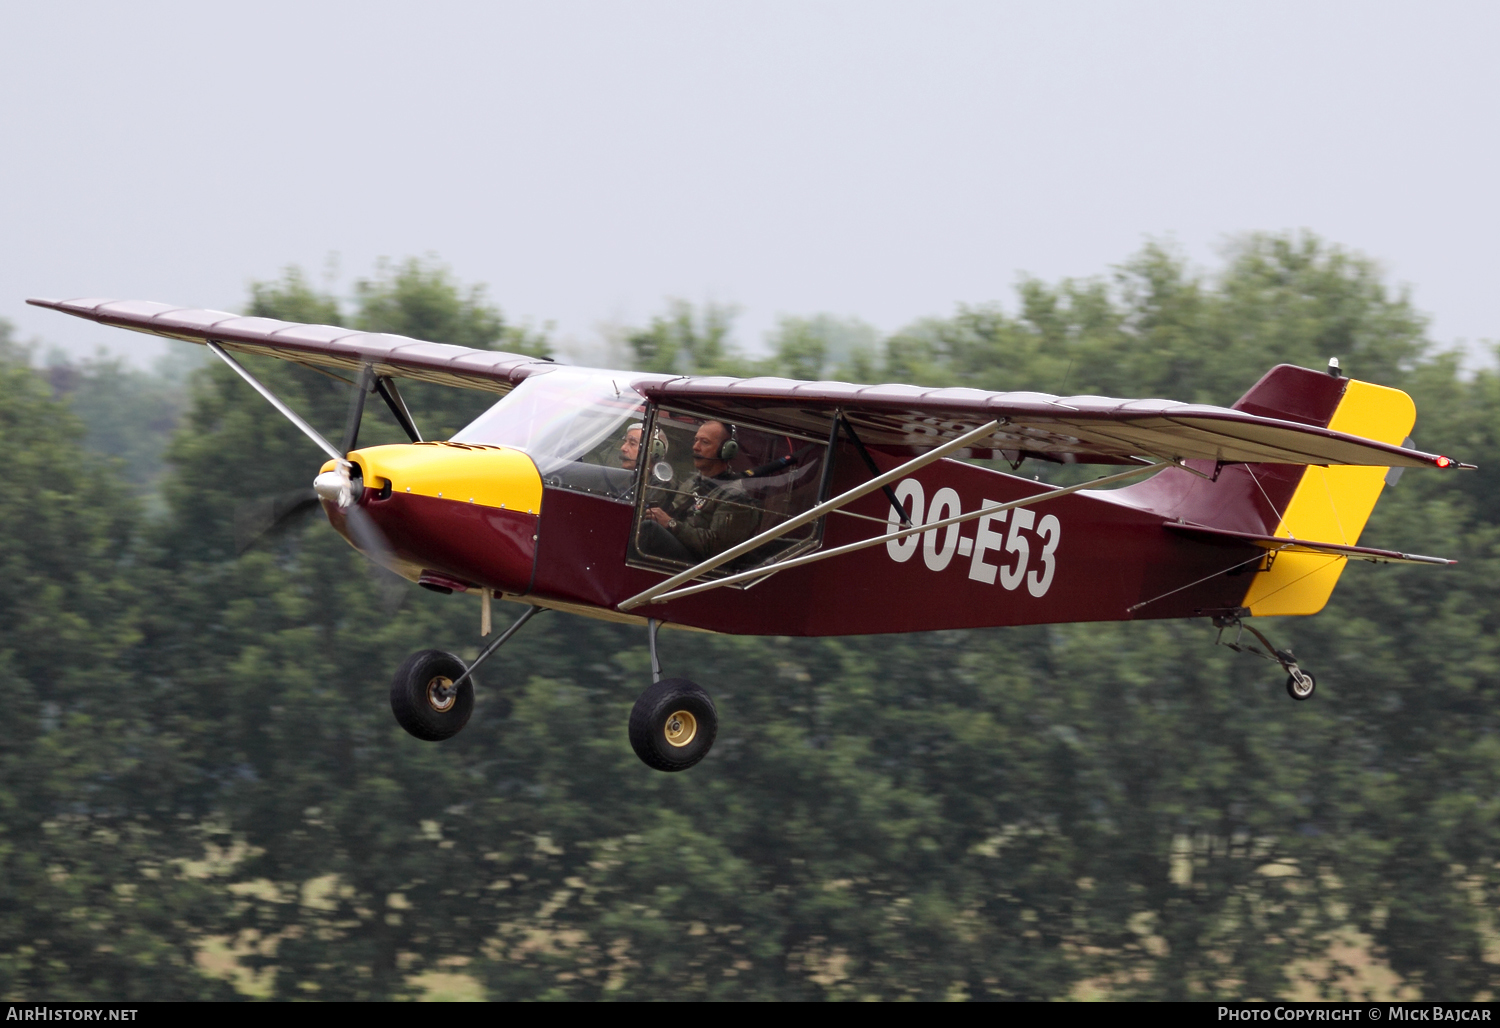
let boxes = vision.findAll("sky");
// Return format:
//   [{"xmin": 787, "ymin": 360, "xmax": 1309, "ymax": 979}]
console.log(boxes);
[{"xmin": 3, "ymin": 0, "xmax": 1497, "ymax": 368}]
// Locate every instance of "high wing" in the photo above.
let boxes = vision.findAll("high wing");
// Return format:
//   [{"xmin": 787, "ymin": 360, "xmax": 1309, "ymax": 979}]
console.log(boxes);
[
  {"xmin": 27, "ymin": 297, "xmax": 548, "ymax": 394},
  {"xmin": 645, "ymin": 376, "xmax": 1462, "ymax": 469},
  {"xmin": 31, "ymin": 297, "xmax": 1465, "ymax": 470}
]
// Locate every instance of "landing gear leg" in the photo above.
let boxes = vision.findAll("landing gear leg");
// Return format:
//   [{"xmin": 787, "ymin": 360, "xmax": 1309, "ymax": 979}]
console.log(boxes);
[
  {"xmin": 1212, "ymin": 613, "xmax": 1317, "ymax": 701},
  {"xmin": 629, "ymin": 618, "xmax": 718, "ymax": 772},
  {"xmin": 647, "ymin": 616, "xmax": 663, "ymax": 684},
  {"xmin": 390, "ymin": 602, "xmax": 544, "ymax": 741}
]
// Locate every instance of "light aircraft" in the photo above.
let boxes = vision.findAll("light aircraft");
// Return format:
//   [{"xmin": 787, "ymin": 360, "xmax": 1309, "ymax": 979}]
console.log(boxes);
[{"xmin": 30, "ymin": 297, "xmax": 1475, "ymax": 772}]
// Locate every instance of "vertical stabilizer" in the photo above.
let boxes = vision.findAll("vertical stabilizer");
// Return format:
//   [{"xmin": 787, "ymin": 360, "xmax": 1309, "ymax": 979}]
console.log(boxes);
[
  {"xmin": 1113, "ymin": 364, "xmax": 1417, "ymax": 616},
  {"xmin": 1240, "ymin": 377, "xmax": 1414, "ymax": 615}
]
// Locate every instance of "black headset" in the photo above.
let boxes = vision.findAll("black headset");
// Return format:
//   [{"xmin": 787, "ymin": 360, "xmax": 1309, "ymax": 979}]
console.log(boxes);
[{"xmin": 716, "ymin": 423, "xmax": 739, "ymax": 461}]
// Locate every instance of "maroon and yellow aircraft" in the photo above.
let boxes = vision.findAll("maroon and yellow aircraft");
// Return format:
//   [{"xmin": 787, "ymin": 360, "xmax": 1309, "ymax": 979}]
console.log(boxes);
[{"xmin": 31, "ymin": 297, "xmax": 1475, "ymax": 772}]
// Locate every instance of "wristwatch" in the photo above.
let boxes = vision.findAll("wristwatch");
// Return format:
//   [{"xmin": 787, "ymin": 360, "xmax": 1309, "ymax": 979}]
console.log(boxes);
[{"xmin": 668, "ymin": 518, "xmax": 678, "ymax": 530}]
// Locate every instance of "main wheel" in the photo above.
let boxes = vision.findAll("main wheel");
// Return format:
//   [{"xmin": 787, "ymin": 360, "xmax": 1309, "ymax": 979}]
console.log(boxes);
[
  {"xmin": 1286, "ymin": 670, "xmax": 1316, "ymax": 701},
  {"xmin": 629, "ymin": 678, "xmax": 718, "ymax": 772},
  {"xmin": 391, "ymin": 649, "xmax": 474, "ymax": 741}
]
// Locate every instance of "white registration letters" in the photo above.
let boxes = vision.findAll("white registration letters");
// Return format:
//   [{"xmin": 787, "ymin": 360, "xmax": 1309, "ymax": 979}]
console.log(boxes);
[
  {"xmin": 997, "ymin": 507, "xmax": 1034, "ymax": 591},
  {"xmin": 968, "ymin": 500, "xmax": 1007, "ymax": 585},
  {"xmin": 888, "ymin": 478, "xmax": 1060, "ymax": 597},
  {"xmin": 885, "ymin": 479, "xmax": 925, "ymax": 563},
  {"xmin": 923, "ymin": 488, "xmax": 962, "ymax": 571},
  {"xmin": 1027, "ymin": 514, "xmax": 1061, "ymax": 597}
]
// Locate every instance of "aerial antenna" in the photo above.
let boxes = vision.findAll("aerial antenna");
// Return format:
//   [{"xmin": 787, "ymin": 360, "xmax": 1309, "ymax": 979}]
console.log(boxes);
[{"xmin": 1058, "ymin": 356, "xmax": 1075, "ymax": 395}]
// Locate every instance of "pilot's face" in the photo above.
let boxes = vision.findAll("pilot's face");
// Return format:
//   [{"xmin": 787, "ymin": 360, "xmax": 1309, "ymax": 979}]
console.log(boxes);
[
  {"xmin": 692, "ymin": 422, "xmax": 728, "ymax": 471},
  {"xmin": 620, "ymin": 428, "xmax": 642, "ymax": 470}
]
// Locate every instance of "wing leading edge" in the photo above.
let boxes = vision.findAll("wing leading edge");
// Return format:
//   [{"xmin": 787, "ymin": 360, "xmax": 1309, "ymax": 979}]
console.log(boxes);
[
  {"xmin": 27, "ymin": 297, "xmax": 549, "ymax": 394},
  {"xmin": 643, "ymin": 377, "xmax": 1466, "ymax": 469},
  {"xmin": 30, "ymin": 297, "xmax": 1470, "ymax": 471}
]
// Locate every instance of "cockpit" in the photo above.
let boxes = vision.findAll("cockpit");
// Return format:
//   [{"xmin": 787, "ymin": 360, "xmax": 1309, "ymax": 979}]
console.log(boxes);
[
  {"xmin": 451, "ymin": 369, "xmax": 831, "ymax": 576},
  {"xmin": 451, "ymin": 368, "xmax": 646, "ymax": 498}
]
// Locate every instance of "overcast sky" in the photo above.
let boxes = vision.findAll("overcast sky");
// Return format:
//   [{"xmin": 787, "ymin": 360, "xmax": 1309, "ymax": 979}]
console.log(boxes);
[{"xmin": 3, "ymin": 1, "xmax": 1497, "ymax": 368}]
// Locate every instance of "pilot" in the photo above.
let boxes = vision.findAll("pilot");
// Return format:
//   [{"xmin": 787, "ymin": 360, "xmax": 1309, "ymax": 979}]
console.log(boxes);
[{"xmin": 640, "ymin": 420, "xmax": 756, "ymax": 563}]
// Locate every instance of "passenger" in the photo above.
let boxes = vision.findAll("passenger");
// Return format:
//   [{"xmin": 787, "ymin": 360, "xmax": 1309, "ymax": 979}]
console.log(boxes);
[
  {"xmin": 617, "ymin": 423, "xmax": 670, "ymax": 503},
  {"xmin": 620, "ymin": 423, "xmax": 671, "ymax": 471},
  {"xmin": 619, "ymin": 424, "xmax": 645, "ymax": 472},
  {"xmin": 640, "ymin": 420, "xmax": 757, "ymax": 563}
]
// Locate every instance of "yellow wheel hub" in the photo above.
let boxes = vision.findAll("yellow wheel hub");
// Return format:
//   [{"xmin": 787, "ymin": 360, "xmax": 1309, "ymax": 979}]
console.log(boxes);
[
  {"xmin": 426, "ymin": 676, "xmax": 457, "ymax": 713},
  {"xmin": 663, "ymin": 709, "xmax": 697, "ymax": 748}
]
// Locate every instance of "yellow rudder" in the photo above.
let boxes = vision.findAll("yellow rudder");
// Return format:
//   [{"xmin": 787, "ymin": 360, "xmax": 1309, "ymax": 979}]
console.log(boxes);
[{"xmin": 1243, "ymin": 379, "xmax": 1417, "ymax": 616}]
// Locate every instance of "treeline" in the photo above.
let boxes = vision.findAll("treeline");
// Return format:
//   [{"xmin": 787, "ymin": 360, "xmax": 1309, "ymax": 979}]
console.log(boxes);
[{"xmin": 5, "ymin": 235, "xmax": 1499, "ymax": 1000}]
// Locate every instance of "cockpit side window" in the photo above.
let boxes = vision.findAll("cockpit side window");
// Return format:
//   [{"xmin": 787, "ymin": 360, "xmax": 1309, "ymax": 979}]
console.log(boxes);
[{"xmin": 626, "ymin": 408, "xmax": 830, "ymax": 577}]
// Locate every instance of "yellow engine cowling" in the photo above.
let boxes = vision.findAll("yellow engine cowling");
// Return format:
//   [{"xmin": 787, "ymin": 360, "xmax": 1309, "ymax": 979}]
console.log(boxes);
[{"xmin": 319, "ymin": 442, "xmax": 544, "ymax": 515}]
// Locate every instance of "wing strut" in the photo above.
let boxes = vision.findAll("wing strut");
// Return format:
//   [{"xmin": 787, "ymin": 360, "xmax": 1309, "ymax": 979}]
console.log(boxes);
[
  {"xmin": 375, "ymin": 375, "xmax": 423, "ymax": 443},
  {"xmin": 840, "ymin": 415, "xmax": 913, "ymax": 528},
  {"xmin": 638, "ymin": 461, "xmax": 1173, "ymax": 606},
  {"xmin": 617, "ymin": 419, "xmax": 1004, "ymax": 611},
  {"xmin": 206, "ymin": 342, "xmax": 344, "ymax": 463},
  {"xmin": 341, "ymin": 363, "xmax": 375, "ymax": 453}
]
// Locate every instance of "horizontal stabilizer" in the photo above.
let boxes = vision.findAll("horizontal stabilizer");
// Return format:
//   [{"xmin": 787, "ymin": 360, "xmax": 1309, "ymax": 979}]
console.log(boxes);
[{"xmin": 1165, "ymin": 521, "xmax": 1455, "ymax": 566}]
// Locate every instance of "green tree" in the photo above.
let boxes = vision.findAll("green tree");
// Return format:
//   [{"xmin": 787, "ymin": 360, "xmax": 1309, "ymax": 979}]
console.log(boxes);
[
  {"xmin": 765, "ymin": 314, "xmax": 881, "ymax": 382},
  {"xmin": 0, "ymin": 324, "xmax": 231, "ymax": 1000},
  {"xmin": 132, "ymin": 259, "xmax": 570, "ymax": 998},
  {"xmin": 628, "ymin": 300, "xmax": 745, "ymax": 377},
  {"xmin": 43, "ymin": 348, "xmax": 202, "ymax": 513},
  {"xmin": 883, "ymin": 233, "xmax": 1429, "ymax": 408},
  {"xmin": 24, "ymin": 237, "xmax": 1500, "ymax": 1001}
]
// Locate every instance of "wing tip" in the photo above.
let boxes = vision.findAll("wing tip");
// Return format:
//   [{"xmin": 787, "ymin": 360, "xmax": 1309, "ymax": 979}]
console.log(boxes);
[{"xmin": 25, "ymin": 297, "xmax": 63, "ymax": 309}]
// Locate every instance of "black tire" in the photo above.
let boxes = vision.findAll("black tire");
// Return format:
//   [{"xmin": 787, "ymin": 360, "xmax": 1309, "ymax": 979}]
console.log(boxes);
[
  {"xmin": 391, "ymin": 649, "xmax": 474, "ymax": 741},
  {"xmin": 1286, "ymin": 670, "xmax": 1316, "ymax": 701},
  {"xmin": 628, "ymin": 678, "xmax": 717, "ymax": 772}
]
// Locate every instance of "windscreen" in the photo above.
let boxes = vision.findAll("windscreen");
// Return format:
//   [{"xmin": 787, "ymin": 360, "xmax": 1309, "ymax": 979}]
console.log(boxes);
[{"xmin": 450, "ymin": 370, "xmax": 647, "ymax": 489}]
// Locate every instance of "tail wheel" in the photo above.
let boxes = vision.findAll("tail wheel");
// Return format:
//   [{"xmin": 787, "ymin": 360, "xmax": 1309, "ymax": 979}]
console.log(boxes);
[
  {"xmin": 1286, "ymin": 671, "xmax": 1317, "ymax": 701},
  {"xmin": 629, "ymin": 678, "xmax": 718, "ymax": 772},
  {"xmin": 391, "ymin": 649, "xmax": 474, "ymax": 741}
]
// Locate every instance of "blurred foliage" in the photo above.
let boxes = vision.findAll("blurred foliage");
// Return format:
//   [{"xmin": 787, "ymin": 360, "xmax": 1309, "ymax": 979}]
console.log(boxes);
[
  {"xmin": 628, "ymin": 300, "xmax": 744, "ymax": 378},
  {"xmin": 765, "ymin": 314, "xmax": 882, "ymax": 383},
  {"xmin": 877, "ymin": 236, "xmax": 1428, "ymax": 406},
  {"xmin": 40, "ymin": 346, "xmax": 202, "ymax": 514},
  {"xmin": 4, "ymin": 234, "xmax": 1500, "ymax": 1000},
  {"xmin": 0, "ymin": 323, "xmax": 232, "ymax": 999}
]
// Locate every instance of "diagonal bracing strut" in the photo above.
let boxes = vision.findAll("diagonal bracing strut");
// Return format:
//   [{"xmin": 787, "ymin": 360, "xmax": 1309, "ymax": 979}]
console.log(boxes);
[
  {"xmin": 642, "ymin": 461, "xmax": 1173, "ymax": 605},
  {"xmin": 617, "ymin": 419, "xmax": 1004, "ymax": 611},
  {"xmin": 451, "ymin": 604, "xmax": 545, "ymax": 690}
]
